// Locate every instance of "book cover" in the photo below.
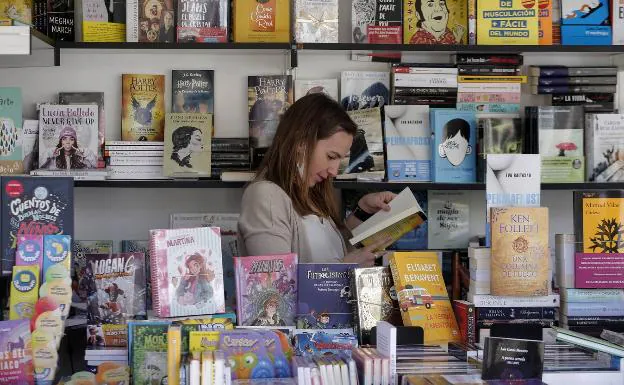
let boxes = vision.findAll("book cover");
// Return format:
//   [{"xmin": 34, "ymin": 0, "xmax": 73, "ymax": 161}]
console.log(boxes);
[
  {"xmin": 47, "ymin": 0, "xmax": 74, "ymax": 41},
  {"xmin": 233, "ymin": 0, "xmax": 290, "ymax": 42},
  {"xmin": 171, "ymin": 70, "xmax": 214, "ymax": 119},
  {"xmin": 71, "ymin": 240, "xmax": 113, "ymax": 318},
  {"xmin": 585, "ymin": 113, "xmax": 624, "ymax": 182},
  {"xmin": 482, "ymin": 337, "xmax": 544, "ymax": 381},
  {"xmin": 86, "ymin": 253, "xmax": 146, "ymax": 324},
  {"xmin": 22, "ymin": 120, "xmax": 39, "ymax": 173},
  {"xmin": 164, "ymin": 113, "xmax": 212, "ymax": 177},
  {"xmin": 427, "ymin": 191, "xmax": 470, "ymax": 249},
  {"xmin": 403, "ymin": 0, "xmax": 467, "ymax": 44},
  {"xmin": 573, "ymin": 190, "xmax": 624, "ymax": 253},
  {"xmin": 476, "ymin": 116, "xmax": 523, "ymax": 182},
  {"xmin": 430, "ymin": 109, "xmax": 477, "ymax": 183},
  {"xmin": 0, "ymin": 320, "xmax": 33, "ymax": 384},
  {"xmin": 575, "ymin": 253, "xmax": 624, "ymax": 288},
  {"xmin": 1, "ymin": 177, "xmax": 74, "ymax": 275},
  {"xmin": 388, "ymin": 251, "xmax": 461, "ymax": 344},
  {"xmin": 340, "ymin": 108, "xmax": 385, "ymax": 177},
  {"xmin": 538, "ymin": 0, "xmax": 553, "ymax": 45},
  {"xmin": 176, "ymin": 0, "xmax": 228, "ymax": 42},
  {"xmin": 149, "ymin": 227, "xmax": 225, "ymax": 317},
  {"xmin": 121, "ymin": 74, "xmax": 166, "ymax": 141},
  {"xmin": 453, "ymin": 300, "xmax": 476, "ymax": 345},
  {"xmin": 294, "ymin": 79, "xmax": 339, "ymax": 101},
  {"xmin": 476, "ymin": 0, "xmax": 539, "ymax": 45},
  {"xmin": 296, "ymin": 263, "xmax": 358, "ymax": 329},
  {"xmin": 58, "ymin": 92, "xmax": 105, "ymax": 167},
  {"xmin": 169, "ymin": 213, "xmax": 239, "ymax": 309},
  {"xmin": 295, "ymin": 0, "xmax": 338, "ymax": 43},
  {"xmin": 561, "ymin": 0, "xmax": 609, "ymax": 25},
  {"xmin": 340, "ymin": 71, "xmax": 390, "ymax": 111},
  {"xmin": 248, "ymin": 75, "xmax": 293, "ymax": 169},
  {"xmin": 129, "ymin": 322, "xmax": 170, "ymax": 385},
  {"xmin": 490, "ymin": 207, "xmax": 550, "ymax": 296},
  {"xmin": 384, "ymin": 105, "xmax": 431, "ymax": 182},
  {"xmin": 0, "ymin": 0, "xmax": 32, "ymax": 25},
  {"xmin": 76, "ymin": 0, "xmax": 125, "ymax": 41},
  {"xmin": 293, "ymin": 330, "xmax": 358, "ymax": 357},
  {"xmin": 121, "ymin": 240, "xmax": 152, "ymax": 310},
  {"xmin": 233, "ymin": 253, "xmax": 298, "ymax": 326},
  {"xmin": 0, "ymin": 87, "xmax": 23, "ymax": 174},
  {"xmin": 135, "ymin": 0, "xmax": 174, "ymax": 42},
  {"xmin": 352, "ymin": 0, "xmax": 402, "ymax": 43}
]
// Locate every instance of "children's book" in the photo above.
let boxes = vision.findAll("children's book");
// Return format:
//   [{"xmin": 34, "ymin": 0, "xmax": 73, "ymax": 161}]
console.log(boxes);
[
  {"xmin": 430, "ymin": 108, "xmax": 477, "ymax": 183},
  {"xmin": 234, "ymin": 254, "xmax": 298, "ymax": 326},
  {"xmin": 128, "ymin": 321, "xmax": 171, "ymax": 385},
  {"xmin": 71, "ymin": 240, "xmax": 113, "ymax": 319},
  {"xmin": 149, "ymin": 227, "xmax": 225, "ymax": 317},
  {"xmin": 0, "ymin": 87, "xmax": 23, "ymax": 174},
  {"xmin": 0, "ymin": 320, "xmax": 33, "ymax": 384},
  {"xmin": 171, "ymin": 70, "xmax": 215, "ymax": 117}
]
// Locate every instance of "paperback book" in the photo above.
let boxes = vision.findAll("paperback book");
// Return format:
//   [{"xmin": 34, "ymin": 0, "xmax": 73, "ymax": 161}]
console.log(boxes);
[
  {"xmin": 403, "ymin": 0, "xmax": 467, "ymax": 44},
  {"xmin": 0, "ymin": 87, "xmax": 22, "ymax": 174},
  {"xmin": 164, "ymin": 113, "xmax": 212, "ymax": 177},
  {"xmin": 129, "ymin": 321, "xmax": 170, "ymax": 385},
  {"xmin": 0, "ymin": 320, "xmax": 33, "ymax": 384},
  {"xmin": 476, "ymin": 115, "xmax": 523, "ymax": 182},
  {"xmin": 430, "ymin": 109, "xmax": 477, "ymax": 183},
  {"xmin": 233, "ymin": 0, "xmax": 290, "ymax": 42},
  {"xmin": 295, "ymin": 0, "xmax": 338, "ymax": 43},
  {"xmin": 573, "ymin": 190, "xmax": 624, "ymax": 253},
  {"xmin": 75, "ymin": 0, "xmax": 125, "ymax": 42},
  {"xmin": 294, "ymin": 79, "xmax": 338, "ymax": 101},
  {"xmin": 72, "ymin": 240, "xmax": 114, "ymax": 318},
  {"xmin": 176, "ymin": 0, "xmax": 228, "ymax": 42},
  {"xmin": 585, "ymin": 113, "xmax": 624, "ymax": 182},
  {"xmin": 121, "ymin": 240, "xmax": 152, "ymax": 310},
  {"xmin": 58, "ymin": 92, "xmax": 105, "ymax": 167},
  {"xmin": 427, "ymin": 190, "xmax": 470, "ymax": 250},
  {"xmin": 121, "ymin": 74, "xmax": 166, "ymax": 141},
  {"xmin": 352, "ymin": 0, "xmax": 402, "ymax": 43},
  {"xmin": 340, "ymin": 107, "xmax": 385, "ymax": 178},
  {"xmin": 171, "ymin": 70, "xmax": 215, "ymax": 118},
  {"xmin": 341, "ymin": 71, "xmax": 390, "ymax": 111}
]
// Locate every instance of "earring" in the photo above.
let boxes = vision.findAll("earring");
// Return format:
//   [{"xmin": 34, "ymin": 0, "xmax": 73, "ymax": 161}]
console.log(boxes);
[{"xmin": 297, "ymin": 163, "xmax": 305, "ymax": 178}]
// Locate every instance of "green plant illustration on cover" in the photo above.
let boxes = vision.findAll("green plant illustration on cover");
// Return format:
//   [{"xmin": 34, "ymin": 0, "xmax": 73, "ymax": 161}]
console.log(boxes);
[{"xmin": 589, "ymin": 218, "xmax": 624, "ymax": 253}]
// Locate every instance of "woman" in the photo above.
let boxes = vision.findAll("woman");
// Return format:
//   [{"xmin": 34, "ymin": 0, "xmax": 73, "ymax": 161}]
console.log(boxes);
[
  {"xmin": 238, "ymin": 93, "xmax": 395, "ymax": 266},
  {"xmin": 40, "ymin": 126, "xmax": 97, "ymax": 169},
  {"xmin": 171, "ymin": 126, "xmax": 204, "ymax": 168}
]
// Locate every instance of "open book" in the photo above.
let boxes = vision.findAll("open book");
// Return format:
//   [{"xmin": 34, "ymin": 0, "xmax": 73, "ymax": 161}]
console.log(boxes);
[{"xmin": 349, "ymin": 187, "xmax": 427, "ymax": 252}]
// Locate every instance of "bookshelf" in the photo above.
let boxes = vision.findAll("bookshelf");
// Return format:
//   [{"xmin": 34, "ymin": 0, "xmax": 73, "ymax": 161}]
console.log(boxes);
[{"xmin": 0, "ymin": 26, "xmax": 57, "ymax": 67}]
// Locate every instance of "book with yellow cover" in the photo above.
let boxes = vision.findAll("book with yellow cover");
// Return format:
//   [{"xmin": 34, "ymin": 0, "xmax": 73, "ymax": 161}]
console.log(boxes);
[
  {"xmin": 538, "ymin": 0, "xmax": 553, "ymax": 45},
  {"xmin": 121, "ymin": 74, "xmax": 166, "ymax": 141},
  {"xmin": 233, "ymin": 0, "xmax": 290, "ymax": 42},
  {"xmin": 403, "ymin": 0, "xmax": 467, "ymax": 44},
  {"xmin": 388, "ymin": 252, "xmax": 460, "ymax": 345},
  {"xmin": 490, "ymin": 207, "xmax": 549, "ymax": 296},
  {"xmin": 167, "ymin": 325, "xmax": 182, "ymax": 385},
  {"xmin": 189, "ymin": 331, "xmax": 220, "ymax": 352},
  {"xmin": 574, "ymin": 191, "xmax": 624, "ymax": 253},
  {"xmin": 76, "ymin": 0, "xmax": 125, "ymax": 42},
  {"xmin": 476, "ymin": 0, "xmax": 539, "ymax": 45},
  {"xmin": 0, "ymin": 0, "xmax": 32, "ymax": 25}
]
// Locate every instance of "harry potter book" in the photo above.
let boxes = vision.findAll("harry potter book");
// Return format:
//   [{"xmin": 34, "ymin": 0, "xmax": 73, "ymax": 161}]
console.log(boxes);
[{"xmin": 121, "ymin": 74, "xmax": 166, "ymax": 141}]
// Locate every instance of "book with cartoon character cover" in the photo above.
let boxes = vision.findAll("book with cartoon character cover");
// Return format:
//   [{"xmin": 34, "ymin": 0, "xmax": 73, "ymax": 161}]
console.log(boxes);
[
  {"xmin": 403, "ymin": 0, "xmax": 467, "ymax": 44},
  {"xmin": 352, "ymin": 0, "xmax": 402, "ymax": 43},
  {"xmin": 234, "ymin": 254, "xmax": 298, "ymax": 326},
  {"xmin": 1, "ymin": 177, "xmax": 74, "ymax": 275},
  {"xmin": 121, "ymin": 74, "xmax": 166, "ymax": 141},
  {"xmin": 296, "ymin": 263, "xmax": 358, "ymax": 329},
  {"xmin": 149, "ymin": 227, "xmax": 225, "ymax": 317},
  {"xmin": 71, "ymin": 240, "xmax": 114, "ymax": 320},
  {"xmin": 0, "ymin": 320, "xmax": 34, "ymax": 384},
  {"xmin": 128, "ymin": 321, "xmax": 171, "ymax": 385}
]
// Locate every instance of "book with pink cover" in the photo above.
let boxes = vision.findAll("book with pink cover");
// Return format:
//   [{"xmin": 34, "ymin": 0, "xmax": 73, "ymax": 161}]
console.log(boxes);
[
  {"xmin": 234, "ymin": 254, "xmax": 298, "ymax": 326},
  {"xmin": 149, "ymin": 227, "xmax": 225, "ymax": 317}
]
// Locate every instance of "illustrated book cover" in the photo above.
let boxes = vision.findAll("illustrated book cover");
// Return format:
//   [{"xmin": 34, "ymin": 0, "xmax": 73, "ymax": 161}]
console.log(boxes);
[
  {"xmin": 121, "ymin": 74, "xmax": 166, "ymax": 141},
  {"xmin": 340, "ymin": 107, "xmax": 385, "ymax": 178},
  {"xmin": 176, "ymin": 0, "xmax": 228, "ymax": 42},
  {"xmin": 129, "ymin": 321, "xmax": 171, "ymax": 385},
  {"xmin": 573, "ymin": 190, "xmax": 624, "ymax": 253},
  {"xmin": 403, "ymin": 0, "xmax": 467, "ymax": 44},
  {"xmin": 164, "ymin": 113, "xmax": 212, "ymax": 177},
  {"xmin": 71, "ymin": 240, "xmax": 114, "ymax": 319},
  {"xmin": 430, "ymin": 108, "xmax": 477, "ymax": 183},
  {"xmin": 171, "ymin": 70, "xmax": 214, "ymax": 119},
  {"xmin": 0, "ymin": 319, "xmax": 33, "ymax": 384},
  {"xmin": 0, "ymin": 87, "xmax": 23, "ymax": 174},
  {"xmin": 121, "ymin": 240, "xmax": 152, "ymax": 310},
  {"xmin": 295, "ymin": 0, "xmax": 338, "ymax": 43}
]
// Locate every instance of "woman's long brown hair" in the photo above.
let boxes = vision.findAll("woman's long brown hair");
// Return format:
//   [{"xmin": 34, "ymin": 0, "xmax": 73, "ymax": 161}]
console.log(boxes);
[{"xmin": 256, "ymin": 93, "xmax": 358, "ymax": 227}]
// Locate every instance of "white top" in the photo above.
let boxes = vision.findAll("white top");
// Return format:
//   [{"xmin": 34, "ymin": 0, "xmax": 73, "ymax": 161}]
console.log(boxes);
[{"xmin": 301, "ymin": 214, "xmax": 345, "ymax": 263}]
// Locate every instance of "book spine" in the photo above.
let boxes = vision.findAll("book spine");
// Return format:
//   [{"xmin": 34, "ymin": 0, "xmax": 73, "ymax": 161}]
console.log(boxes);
[
  {"xmin": 452, "ymin": 54, "xmax": 523, "ymax": 66},
  {"xmin": 467, "ymin": 0, "xmax": 477, "ymax": 45},
  {"xmin": 551, "ymin": 93, "xmax": 614, "ymax": 104},
  {"xmin": 477, "ymin": 320, "xmax": 555, "ymax": 328},
  {"xmin": 563, "ymin": 317, "xmax": 624, "ymax": 326},
  {"xmin": 458, "ymin": 76, "xmax": 527, "ymax": 83},
  {"xmin": 392, "ymin": 96, "xmax": 457, "ymax": 106},
  {"xmin": 392, "ymin": 66, "xmax": 458, "ymax": 74},
  {"xmin": 104, "ymin": 145, "xmax": 164, "ymax": 151},
  {"xmin": 531, "ymin": 76, "xmax": 618, "ymax": 86},
  {"xmin": 234, "ymin": 258, "xmax": 243, "ymax": 327},
  {"xmin": 457, "ymin": 83, "xmax": 521, "ymax": 93},
  {"xmin": 563, "ymin": 289, "xmax": 624, "ymax": 302},
  {"xmin": 456, "ymin": 103, "xmax": 520, "ymax": 113},
  {"xmin": 211, "ymin": 153, "xmax": 250, "ymax": 161},
  {"xmin": 469, "ymin": 294, "xmax": 560, "ymax": 307},
  {"xmin": 564, "ymin": 305, "xmax": 624, "ymax": 317},
  {"xmin": 457, "ymin": 93, "xmax": 521, "ymax": 103},
  {"xmin": 457, "ymin": 66, "xmax": 521, "ymax": 76},
  {"xmin": 105, "ymin": 150, "xmax": 165, "ymax": 157},
  {"xmin": 555, "ymin": 234, "xmax": 575, "ymax": 289},
  {"xmin": 476, "ymin": 307, "xmax": 557, "ymax": 320},
  {"xmin": 531, "ymin": 85, "xmax": 617, "ymax": 94},
  {"xmin": 530, "ymin": 67, "xmax": 618, "ymax": 77},
  {"xmin": 393, "ymin": 73, "xmax": 459, "ymax": 88},
  {"xmin": 149, "ymin": 231, "xmax": 164, "ymax": 317},
  {"xmin": 126, "ymin": 0, "xmax": 139, "ymax": 42},
  {"xmin": 168, "ymin": 326, "xmax": 182, "ymax": 385},
  {"xmin": 453, "ymin": 301, "xmax": 476, "ymax": 345},
  {"xmin": 393, "ymin": 87, "xmax": 458, "ymax": 96},
  {"xmin": 105, "ymin": 141, "xmax": 165, "ymax": 146},
  {"xmin": 107, "ymin": 157, "xmax": 164, "ymax": 166}
]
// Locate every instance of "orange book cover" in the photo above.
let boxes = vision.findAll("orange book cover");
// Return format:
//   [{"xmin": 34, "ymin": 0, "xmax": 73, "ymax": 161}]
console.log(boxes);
[
  {"xmin": 121, "ymin": 74, "xmax": 165, "ymax": 141},
  {"xmin": 388, "ymin": 251, "xmax": 460, "ymax": 344},
  {"xmin": 538, "ymin": 0, "xmax": 553, "ymax": 45},
  {"xmin": 490, "ymin": 207, "xmax": 550, "ymax": 296},
  {"xmin": 233, "ymin": 0, "xmax": 290, "ymax": 42}
]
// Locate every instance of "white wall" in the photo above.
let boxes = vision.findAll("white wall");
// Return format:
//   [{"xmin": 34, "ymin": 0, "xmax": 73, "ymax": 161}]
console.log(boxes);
[{"xmin": 0, "ymin": 47, "xmax": 617, "ymax": 246}]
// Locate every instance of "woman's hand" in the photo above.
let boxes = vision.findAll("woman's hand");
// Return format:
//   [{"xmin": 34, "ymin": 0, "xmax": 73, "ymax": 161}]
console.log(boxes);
[
  {"xmin": 343, "ymin": 236, "xmax": 392, "ymax": 267},
  {"xmin": 358, "ymin": 191, "xmax": 397, "ymax": 214}
]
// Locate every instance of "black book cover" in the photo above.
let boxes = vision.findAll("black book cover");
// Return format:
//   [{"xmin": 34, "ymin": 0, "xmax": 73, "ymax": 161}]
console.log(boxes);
[
  {"xmin": 482, "ymin": 337, "xmax": 544, "ymax": 381},
  {"xmin": 171, "ymin": 70, "xmax": 215, "ymax": 117},
  {"xmin": 47, "ymin": 0, "xmax": 75, "ymax": 41}
]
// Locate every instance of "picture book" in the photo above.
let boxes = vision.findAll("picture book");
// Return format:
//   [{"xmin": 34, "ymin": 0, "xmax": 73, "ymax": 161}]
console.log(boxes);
[
  {"xmin": 294, "ymin": 79, "xmax": 339, "ymax": 101},
  {"xmin": 427, "ymin": 191, "xmax": 470, "ymax": 250},
  {"xmin": 585, "ymin": 113, "xmax": 624, "ymax": 182},
  {"xmin": 1, "ymin": 177, "xmax": 74, "ymax": 275},
  {"xmin": 149, "ymin": 227, "xmax": 225, "ymax": 317},
  {"xmin": 388, "ymin": 191, "xmax": 428, "ymax": 250},
  {"xmin": 21, "ymin": 120, "xmax": 38, "ymax": 173},
  {"xmin": 86, "ymin": 253, "xmax": 146, "ymax": 324},
  {"xmin": 176, "ymin": 0, "xmax": 228, "ymax": 42},
  {"xmin": 164, "ymin": 113, "xmax": 213, "ymax": 177},
  {"xmin": 0, "ymin": 87, "xmax": 23, "ymax": 174},
  {"xmin": 233, "ymin": 0, "xmax": 290, "ymax": 42},
  {"xmin": 476, "ymin": 0, "xmax": 539, "ymax": 45},
  {"xmin": 129, "ymin": 321, "xmax": 170, "ymax": 385},
  {"xmin": 573, "ymin": 190, "xmax": 624, "ymax": 253},
  {"xmin": 121, "ymin": 240, "xmax": 152, "ymax": 310},
  {"xmin": 0, "ymin": 320, "xmax": 33, "ymax": 384},
  {"xmin": 340, "ymin": 71, "xmax": 390, "ymax": 111},
  {"xmin": 75, "ymin": 0, "xmax": 125, "ymax": 42},
  {"xmin": 71, "ymin": 240, "xmax": 113, "ymax": 318},
  {"xmin": 482, "ymin": 337, "xmax": 544, "ymax": 381},
  {"xmin": 296, "ymin": 263, "xmax": 358, "ymax": 329},
  {"xmin": 295, "ymin": 0, "xmax": 338, "ymax": 43},
  {"xmin": 233, "ymin": 253, "xmax": 298, "ymax": 326},
  {"xmin": 384, "ymin": 105, "xmax": 431, "ymax": 182},
  {"xmin": 121, "ymin": 74, "xmax": 166, "ymax": 141},
  {"xmin": 58, "ymin": 92, "xmax": 105, "ymax": 166},
  {"xmin": 491, "ymin": 207, "xmax": 549, "ymax": 296},
  {"xmin": 403, "ymin": 0, "xmax": 467, "ymax": 44},
  {"xmin": 169, "ymin": 213, "xmax": 239, "ymax": 309},
  {"xmin": 248, "ymin": 75, "xmax": 293, "ymax": 169},
  {"xmin": 352, "ymin": 0, "xmax": 402, "ymax": 43},
  {"xmin": 388, "ymin": 252, "xmax": 460, "ymax": 344},
  {"xmin": 38, "ymin": 104, "xmax": 99, "ymax": 170},
  {"xmin": 340, "ymin": 108, "xmax": 385, "ymax": 178},
  {"xmin": 350, "ymin": 187, "xmax": 427, "ymax": 252},
  {"xmin": 430, "ymin": 108, "xmax": 477, "ymax": 183},
  {"xmin": 9, "ymin": 265, "xmax": 39, "ymax": 320}
]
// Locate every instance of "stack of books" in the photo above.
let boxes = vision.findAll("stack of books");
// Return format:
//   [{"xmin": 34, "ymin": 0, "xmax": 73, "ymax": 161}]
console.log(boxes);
[
  {"xmin": 84, "ymin": 346, "xmax": 128, "ymax": 369},
  {"xmin": 105, "ymin": 141, "xmax": 167, "ymax": 180},
  {"xmin": 390, "ymin": 63, "xmax": 457, "ymax": 108},
  {"xmin": 211, "ymin": 138, "xmax": 250, "ymax": 179},
  {"xmin": 560, "ymin": 289, "xmax": 624, "ymax": 337}
]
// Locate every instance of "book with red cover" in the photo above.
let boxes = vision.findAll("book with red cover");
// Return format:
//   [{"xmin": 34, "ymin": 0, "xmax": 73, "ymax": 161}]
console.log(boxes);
[{"xmin": 453, "ymin": 300, "xmax": 476, "ymax": 345}]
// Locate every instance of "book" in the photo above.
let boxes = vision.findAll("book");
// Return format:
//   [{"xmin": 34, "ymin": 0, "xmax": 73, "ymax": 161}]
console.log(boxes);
[
  {"xmin": 529, "ymin": 66, "xmax": 618, "ymax": 77},
  {"xmin": 121, "ymin": 74, "xmax": 166, "ymax": 141},
  {"xmin": 22, "ymin": 120, "xmax": 39, "ymax": 173},
  {"xmin": 574, "ymin": 253, "xmax": 624, "ymax": 289},
  {"xmin": 129, "ymin": 321, "xmax": 171, "ymax": 385},
  {"xmin": 573, "ymin": 190, "xmax": 624, "ymax": 253},
  {"xmin": 171, "ymin": 70, "xmax": 215, "ymax": 126},
  {"xmin": 47, "ymin": 0, "xmax": 75, "ymax": 41},
  {"xmin": 427, "ymin": 191, "xmax": 470, "ymax": 250},
  {"xmin": 0, "ymin": 87, "xmax": 23, "ymax": 174},
  {"xmin": 349, "ymin": 187, "xmax": 427, "ymax": 252},
  {"xmin": 233, "ymin": 253, "xmax": 298, "ymax": 326},
  {"xmin": 1, "ymin": 177, "xmax": 74, "ymax": 275},
  {"xmin": 71, "ymin": 240, "xmax": 114, "ymax": 318},
  {"xmin": 482, "ymin": 337, "xmax": 544, "ymax": 380},
  {"xmin": 476, "ymin": 115, "xmax": 523, "ymax": 182},
  {"xmin": 388, "ymin": 251, "xmax": 461, "ymax": 344},
  {"xmin": 387, "ymin": 191, "xmax": 428, "ymax": 251},
  {"xmin": 430, "ymin": 109, "xmax": 477, "ymax": 183},
  {"xmin": 476, "ymin": 0, "xmax": 539, "ymax": 45},
  {"xmin": 149, "ymin": 227, "xmax": 225, "ymax": 317},
  {"xmin": 340, "ymin": 108, "xmax": 385, "ymax": 178},
  {"xmin": 75, "ymin": 0, "xmax": 125, "ymax": 42},
  {"xmin": 384, "ymin": 105, "xmax": 431, "ymax": 182},
  {"xmin": 352, "ymin": 0, "xmax": 402, "ymax": 43},
  {"xmin": 233, "ymin": 0, "xmax": 290, "ymax": 42},
  {"xmin": 403, "ymin": 0, "xmax": 467, "ymax": 44},
  {"xmin": 0, "ymin": 0, "xmax": 31, "ymax": 25},
  {"xmin": 121, "ymin": 240, "xmax": 152, "ymax": 310},
  {"xmin": 0, "ymin": 320, "xmax": 34, "ymax": 384},
  {"xmin": 129, "ymin": 0, "xmax": 174, "ymax": 42},
  {"xmin": 552, "ymin": 326, "xmax": 624, "ymax": 357},
  {"xmin": 38, "ymin": 104, "xmax": 99, "ymax": 170},
  {"xmin": 294, "ymin": 79, "xmax": 339, "ymax": 101},
  {"xmin": 585, "ymin": 113, "xmax": 624, "ymax": 182},
  {"xmin": 340, "ymin": 71, "xmax": 390, "ymax": 111},
  {"xmin": 453, "ymin": 300, "xmax": 476, "ymax": 345},
  {"xmin": 164, "ymin": 113, "xmax": 213, "ymax": 177},
  {"xmin": 295, "ymin": 0, "xmax": 338, "ymax": 43},
  {"xmin": 176, "ymin": 0, "xmax": 228, "ymax": 42},
  {"xmin": 490, "ymin": 207, "xmax": 550, "ymax": 296},
  {"xmin": 561, "ymin": 0, "xmax": 609, "ymax": 25},
  {"xmin": 296, "ymin": 263, "xmax": 358, "ymax": 329}
]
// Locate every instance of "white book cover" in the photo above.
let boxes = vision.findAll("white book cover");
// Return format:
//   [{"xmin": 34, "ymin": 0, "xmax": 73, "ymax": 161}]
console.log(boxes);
[
  {"xmin": 485, "ymin": 154, "xmax": 541, "ymax": 246},
  {"xmin": 427, "ymin": 191, "xmax": 470, "ymax": 249},
  {"xmin": 295, "ymin": 0, "xmax": 339, "ymax": 43},
  {"xmin": 38, "ymin": 104, "xmax": 99, "ymax": 170},
  {"xmin": 294, "ymin": 79, "xmax": 339, "ymax": 101},
  {"xmin": 585, "ymin": 113, "xmax": 624, "ymax": 182},
  {"xmin": 384, "ymin": 105, "xmax": 431, "ymax": 182},
  {"xmin": 340, "ymin": 71, "xmax": 390, "ymax": 111},
  {"xmin": 340, "ymin": 108, "xmax": 385, "ymax": 177}
]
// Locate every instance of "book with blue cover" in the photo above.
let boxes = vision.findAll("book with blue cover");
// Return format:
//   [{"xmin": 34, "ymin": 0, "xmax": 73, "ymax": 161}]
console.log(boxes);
[
  {"xmin": 430, "ymin": 109, "xmax": 477, "ymax": 183},
  {"xmin": 384, "ymin": 105, "xmax": 431, "ymax": 181}
]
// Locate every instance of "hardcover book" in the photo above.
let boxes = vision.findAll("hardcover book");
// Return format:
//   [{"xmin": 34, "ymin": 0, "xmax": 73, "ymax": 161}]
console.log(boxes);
[
  {"xmin": 176, "ymin": 0, "xmax": 228, "ymax": 42},
  {"xmin": 573, "ymin": 190, "xmax": 624, "ymax": 253},
  {"xmin": 58, "ymin": 92, "xmax": 105, "ymax": 167},
  {"xmin": 75, "ymin": 0, "xmax": 125, "ymax": 42},
  {"xmin": 1, "ymin": 177, "xmax": 74, "ymax": 275},
  {"xmin": 233, "ymin": 253, "xmax": 298, "ymax": 326},
  {"xmin": 340, "ymin": 107, "xmax": 385, "ymax": 177},
  {"xmin": 388, "ymin": 251, "xmax": 461, "ymax": 344},
  {"xmin": 164, "ymin": 113, "xmax": 213, "ymax": 177},
  {"xmin": 352, "ymin": 0, "xmax": 402, "ymax": 43},
  {"xmin": 0, "ymin": 87, "xmax": 23, "ymax": 174},
  {"xmin": 403, "ymin": 0, "xmax": 467, "ymax": 44},
  {"xmin": 149, "ymin": 227, "xmax": 225, "ymax": 317},
  {"xmin": 71, "ymin": 240, "xmax": 114, "ymax": 318},
  {"xmin": 294, "ymin": 79, "xmax": 339, "ymax": 101},
  {"xmin": 38, "ymin": 104, "xmax": 99, "ymax": 170},
  {"xmin": 296, "ymin": 263, "xmax": 358, "ymax": 329},
  {"xmin": 585, "ymin": 113, "xmax": 624, "ymax": 182},
  {"xmin": 430, "ymin": 109, "xmax": 477, "ymax": 183},
  {"xmin": 121, "ymin": 240, "xmax": 152, "ymax": 310},
  {"xmin": 341, "ymin": 71, "xmax": 390, "ymax": 111},
  {"xmin": 171, "ymin": 70, "xmax": 214, "ymax": 119},
  {"xmin": 121, "ymin": 74, "xmax": 166, "ymax": 141},
  {"xmin": 476, "ymin": 0, "xmax": 539, "ymax": 45},
  {"xmin": 482, "ymin": 337, "xmax": 544, "ymax": 381},
  {"xmin": 0, "ymin": 320, "xmax": 33, "ymax": 384},
  {"xmin": 233, "ymin": 0, "xmax": 290, "ymax": 42},
  {"xmin": 129, "ymin": 321, "xmax": 170, "ymax": 385},
  {"xmin": 295, "ymin": 0, "xmax": 338, "ymax": 43},
  {"xmin": 490, "ymin": 207, "xmax": 550, "ymax": 296},
  {"xmin": 427, "ymin": 190, "xmax": 470, "ymax": 250},
  {"xmin": 248, "ymin": 75, "xmax": 293, "ymax": 169}
]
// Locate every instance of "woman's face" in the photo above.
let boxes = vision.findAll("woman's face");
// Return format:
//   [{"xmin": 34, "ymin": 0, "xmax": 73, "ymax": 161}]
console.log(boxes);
[
  {"xmin": 164, "ymin": 12, "xmax": 173, "ymax": 28},
  {"xmin": 306, "ymin": 130, "xmax": 353, "ymax": 187},
  {"xmin": 266, "ymin": 302, "xmax": 277, "ymax": 316},
  {"xmin": 189, "ymin": 260, "xmax": 201, "ymax": 275},
  {"xmin": 61, "ymin": 136, "xmax": 75, "ymax": 151},
  {"xmin": 421, "ymin": 0, "xmax": 449, "ymax": 33},
  {"xmin": 189, "ymin": 130, "xmax": 203, "ymax": 152}
]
